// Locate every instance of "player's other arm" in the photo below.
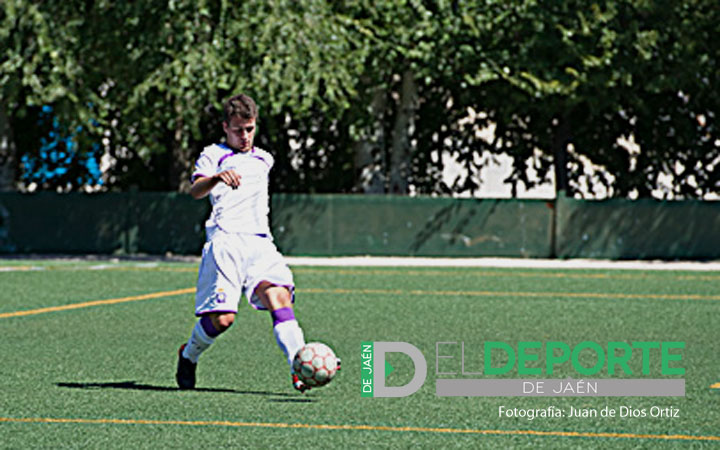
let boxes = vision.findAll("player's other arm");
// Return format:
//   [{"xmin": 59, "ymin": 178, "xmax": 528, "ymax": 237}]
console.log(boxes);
[{"xmin": 189, "ymin": 170, "xmax": 242, "ymax": 199}]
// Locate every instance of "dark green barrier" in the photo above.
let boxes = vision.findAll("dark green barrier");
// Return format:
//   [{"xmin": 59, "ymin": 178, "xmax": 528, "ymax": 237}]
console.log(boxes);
[
  {"xmin": 0, "ymin": 192, "xmax": 210, "ymax": 255},
  {"xmin": 0, "ymin": 193, "xmax": 551, "ymax": 257},
  {"xmin": 0, "ymin": 192, "xmax": 717, "ymax": 259},
  {"xmin": 132, "ymin": 192, "xmax": 210, "ymax": 255},
  {"xmin": 272, "ymin": 195, "xmax": 552, "ymax": 257},
  {"xmin": 555, "ymin": 196, "xmax": 720, "ymax": 260},
  {"xmin": 0, "ymin": 192, "xmax": 128, "ymax": 253}
]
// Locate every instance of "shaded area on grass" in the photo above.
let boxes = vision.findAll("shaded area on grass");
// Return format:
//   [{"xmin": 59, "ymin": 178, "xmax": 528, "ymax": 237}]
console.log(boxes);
[{"xmin": 56, "ymin": 381, "xmax": 304, "ymax": 400}]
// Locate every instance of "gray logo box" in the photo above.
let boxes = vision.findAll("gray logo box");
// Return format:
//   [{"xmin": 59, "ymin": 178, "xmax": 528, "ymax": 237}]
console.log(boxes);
[{"xmin": 436, "ymin": 379, "xmax": 685, "ymax": 397}]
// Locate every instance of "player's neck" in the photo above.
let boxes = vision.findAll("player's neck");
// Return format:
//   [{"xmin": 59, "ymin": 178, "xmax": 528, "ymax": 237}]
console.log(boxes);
[{"xmin": 222, "ymin": 143, "xmax": 253, "ymax": 154}]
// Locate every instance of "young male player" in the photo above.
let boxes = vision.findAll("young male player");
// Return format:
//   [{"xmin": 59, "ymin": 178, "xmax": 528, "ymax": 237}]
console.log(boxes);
[{"xmin": 176, "ymin": 94, "xmax": 314, "ymax": 392}]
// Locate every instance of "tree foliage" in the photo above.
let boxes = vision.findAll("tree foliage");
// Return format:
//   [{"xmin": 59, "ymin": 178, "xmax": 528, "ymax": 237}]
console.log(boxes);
[
  {"xmin": 0, "ymin": 2, "xmax": 89, "ymax": 191},
  {"xmin": 467, "ymin": 0, "xmax": 720, "ymax": 199},
  {"xmin": 1, "ymin": 0, "xmax": 717, "ymax": 198}
]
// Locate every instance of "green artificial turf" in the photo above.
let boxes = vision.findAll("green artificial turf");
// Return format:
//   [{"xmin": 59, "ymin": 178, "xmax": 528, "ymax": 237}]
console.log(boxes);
[{"xmin": 0, "ymin": 259, "xmax": 718, "ymax": 448}]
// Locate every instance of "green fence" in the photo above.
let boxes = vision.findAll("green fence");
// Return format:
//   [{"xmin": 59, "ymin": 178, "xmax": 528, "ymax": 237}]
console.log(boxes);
[
  {"xmin": 555, "ymin": 195, "xmax": 720, "ymax": 260},
  {"xmin": 0, "ymin": 192, "xmax": 718, "ymax": 260},
  {"xmin": 271, "ymin": 195, "xmax": 552, "ymax": 257},
  {"xmin": 0, "ymin": 192, "xmax": 209, "ymax": 255}
]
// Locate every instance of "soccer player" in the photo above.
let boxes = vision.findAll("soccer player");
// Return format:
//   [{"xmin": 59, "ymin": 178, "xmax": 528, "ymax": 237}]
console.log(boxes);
[{"xmin": 175, "ymin": 93, "xmax": 312, "ymax": 392}]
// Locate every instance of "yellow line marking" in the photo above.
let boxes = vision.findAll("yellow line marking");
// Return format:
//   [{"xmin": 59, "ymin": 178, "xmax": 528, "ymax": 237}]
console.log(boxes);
[
  {"xmin": 2, "ymin": 284, "xmax": 717, "ymax": 320},
  {"xmin": 0, "ymin": 266, "xmax": 38, "ymax": 272},
  {"xmin": 302, "ymin": 287, "xmax": 720, "ymax": 302},
  {"xmin": 0, "ymin": 288, "xmax": 195, "ymax": 319},
  {"xmin": 81, "ymin": 267, "xmax": 198, "ymax": 273},
  {"xmin": 4, "ymin": 264, "xmax": 718, "ymax": 281},
  {"xmin": 0, "ymin": 417, "xmax": 717, "ymax": 442},
  {"xmin": 0, "ymin": 265, "xmax": 197, "ymax": 273}
]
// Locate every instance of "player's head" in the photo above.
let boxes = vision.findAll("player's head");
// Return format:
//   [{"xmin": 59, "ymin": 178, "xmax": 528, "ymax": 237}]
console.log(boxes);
[
  {"xmin": 223, "ymin": 94, "xmax": 258, "ymax": 122},
  {"xmin": 223, "ymin": 94, "xmax": 257, "ymax": 153}
]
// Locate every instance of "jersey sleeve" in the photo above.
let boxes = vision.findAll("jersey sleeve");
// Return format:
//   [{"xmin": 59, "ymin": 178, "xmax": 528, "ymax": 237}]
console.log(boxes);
[
  {"xmin": 254, "ymin": 148, "xmax": 275, "ymax": 170},
  {"xmin": 191, "ymin": 148, "xmax": 219, "ymax": 183}
]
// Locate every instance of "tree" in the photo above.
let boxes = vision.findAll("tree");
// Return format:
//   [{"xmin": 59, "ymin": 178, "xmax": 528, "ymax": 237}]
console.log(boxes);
[
  {"xmin": 2, "ymin": 0, "xmax": 718, "ymax": 199},
  {"xmin": 0, "ymin": 1, "xmax": 91, "ymax": 191},
  {"xmin": 459, "ymin": 0, "xmax": 719, "ymax": 199},
  {"xmin": 90, "ymin": 0, "xmax": 368, "ymax": 192}
]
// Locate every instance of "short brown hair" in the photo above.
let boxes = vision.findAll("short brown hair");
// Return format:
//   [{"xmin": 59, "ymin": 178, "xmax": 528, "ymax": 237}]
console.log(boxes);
[{"xmin": 223, "ymin": 94, "xmax": 258, "ymax": 122}]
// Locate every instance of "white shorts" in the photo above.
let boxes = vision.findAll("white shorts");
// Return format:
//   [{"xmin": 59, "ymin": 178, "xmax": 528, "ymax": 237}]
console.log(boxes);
[{"xmin": 194, "ymin": 230, "xmax": 294, "ymax": 315}]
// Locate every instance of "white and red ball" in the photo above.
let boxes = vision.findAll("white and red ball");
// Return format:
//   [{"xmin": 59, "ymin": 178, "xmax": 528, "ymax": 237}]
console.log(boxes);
[{"xmin": 292, "ymin": 342, "xmax": 338, "ymax": 387}]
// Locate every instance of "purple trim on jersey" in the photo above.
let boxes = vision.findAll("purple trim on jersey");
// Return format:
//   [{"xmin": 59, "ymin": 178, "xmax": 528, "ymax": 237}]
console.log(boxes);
[
  {"xmin": 251, "ymin": 153, "xmax": 271, "ymax": 168},
  {"xmin": 191, "ymin": 173, "xmax": 210, "ymax": 183},
  {"xmin": 199, "ymin": 314, "xmax": 221, "ymax": 337},
  {"xmin": 217, "ymin": 152, "xmax": 234, "ymax": 167},
  {"xmin": 271, "ymin": 307, "xmax": 295, "ymax": 326}
]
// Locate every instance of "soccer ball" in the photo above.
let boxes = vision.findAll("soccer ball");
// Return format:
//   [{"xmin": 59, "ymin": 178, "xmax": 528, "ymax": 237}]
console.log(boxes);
[{"xmin": 292, "ymin": 342, "xmax": 338, "ymax": 387}]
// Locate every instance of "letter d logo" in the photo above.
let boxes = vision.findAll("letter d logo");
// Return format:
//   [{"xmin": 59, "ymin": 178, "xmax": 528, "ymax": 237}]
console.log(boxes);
[{"xmin": 374, "ymin": 342, "xmax": 427, "ymax": 398}]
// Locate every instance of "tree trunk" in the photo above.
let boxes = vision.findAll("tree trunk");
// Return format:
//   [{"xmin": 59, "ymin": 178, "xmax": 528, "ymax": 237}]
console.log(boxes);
[
  {"xmin": 550, "ymin": 114, "xmax": 571, "ymax": 258},
  {"xmin": 552, "ymin": 115, "xmax": 571, "ymax": 198},
  {"xmin": 354, "ymin": 87, "xmax": 387, "ymax": 193},
  {"xmin": 0, "ymin": 106, "xmax": 17, "ymax": 192},
  {"xmin": 389, "ymin": 70, "xmax": 417, "ymax": 194},
  {"xmin": 171, "ymin": 100, "xmax": 193, "ymax": 193}
]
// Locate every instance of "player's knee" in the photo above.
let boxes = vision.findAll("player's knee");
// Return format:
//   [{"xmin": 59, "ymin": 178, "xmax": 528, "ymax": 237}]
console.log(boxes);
[
  {"xmin": 218, "ymin": 314, "xmax": 235, "ymax": 330},
  {"xmin": 271, "ymin": 288, "xmax": 293, "ymax": 308},
  {"xmin": 257, "ymin": 283, "xmax": 293, "ymax": 310},
  {"xmin": 213, "ymin": 313, "xmax": 235, "ymax": 332}
]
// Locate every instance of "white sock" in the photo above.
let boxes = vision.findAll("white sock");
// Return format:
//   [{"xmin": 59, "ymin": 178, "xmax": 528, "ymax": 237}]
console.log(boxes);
[
  {"xmin": 273, "ymin": 320, "xmax": 305, "ymax": 370},
  {"xmin": 182, "ymin": 321, "xmax": 215, "ymax": 363}
]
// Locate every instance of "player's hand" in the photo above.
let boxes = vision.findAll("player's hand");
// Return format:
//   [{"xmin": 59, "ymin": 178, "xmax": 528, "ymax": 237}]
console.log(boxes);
[{"xmin": 215, "ymin": 170, "xmax": 241, "ymax": 189}]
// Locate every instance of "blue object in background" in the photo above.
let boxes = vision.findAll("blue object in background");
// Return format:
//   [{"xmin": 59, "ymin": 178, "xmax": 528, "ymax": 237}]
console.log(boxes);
[{"xmin": 21, "ymin": 105, "xmax": 103, "ymax": 189}]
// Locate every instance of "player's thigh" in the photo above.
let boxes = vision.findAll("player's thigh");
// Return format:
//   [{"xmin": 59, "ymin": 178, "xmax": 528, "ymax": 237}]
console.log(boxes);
[
  {"xmin": 195, "ymin": 236, "xmax": 246, "ymax": 315},
  {"xmin": 244, "ymin": 237, "xmax": 294, "ymax": 310}
]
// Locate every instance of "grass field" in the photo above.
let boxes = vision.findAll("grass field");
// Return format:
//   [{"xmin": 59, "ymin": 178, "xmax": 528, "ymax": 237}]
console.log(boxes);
[{"xmin": 0, "ymin": 258, "xmax": 718, "ymax": 448}]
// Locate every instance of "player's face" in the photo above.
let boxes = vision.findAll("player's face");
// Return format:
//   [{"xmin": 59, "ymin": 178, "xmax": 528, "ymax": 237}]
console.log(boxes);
[{"xmin": 223, "ymin": 116, "xmax": 256, "ymax": 153}]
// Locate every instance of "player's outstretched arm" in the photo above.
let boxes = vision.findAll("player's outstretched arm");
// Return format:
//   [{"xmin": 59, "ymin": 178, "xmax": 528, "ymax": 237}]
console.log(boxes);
[{"xmin": 190, "ymin": 170, "xmax": 241, "ymax": 199}]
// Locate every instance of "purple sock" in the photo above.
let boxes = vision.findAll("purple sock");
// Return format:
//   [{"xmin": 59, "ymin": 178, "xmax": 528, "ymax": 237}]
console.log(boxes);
[
  {"xmin": 271, "ymin": 307, "xmax": 295, "ymax": 326},
  {"xmin": 199, "ymin": 315, "xmax": 221, "ymax": 338}
]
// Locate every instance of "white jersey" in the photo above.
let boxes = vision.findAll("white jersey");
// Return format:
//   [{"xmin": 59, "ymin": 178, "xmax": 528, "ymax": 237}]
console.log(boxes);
[{"xmin": 192, "ymin": 143, "xmax": 274, "ymax": 237}]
